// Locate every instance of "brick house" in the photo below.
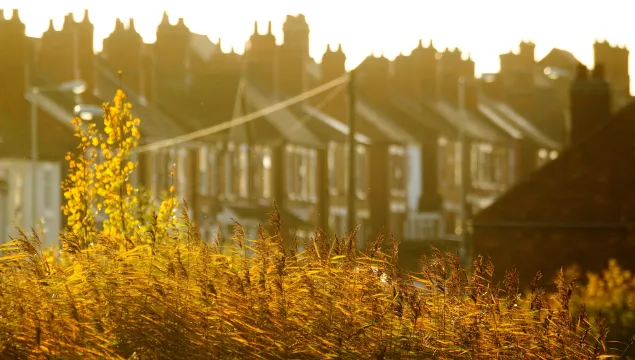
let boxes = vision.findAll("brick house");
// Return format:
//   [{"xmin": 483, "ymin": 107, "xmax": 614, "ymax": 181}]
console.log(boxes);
[
  {"xmin": 6, "ymin": 12, "xmax": 197, "ymax": 235},
  {"xmin": 470, "ymin": 63, "xmax": 635, "ymax": 287},
  {"xmin": 483, "ymin": 41, "xmax": 630, "ymax": 152},
  {"xmin": 98, "ymin": 16, "xmax": 208, "ymax": 226},
  {"xmin": 384, "ymin": 44, "xmax": 516, "ymax": 241},
  {"xmin": 0, "ymin": 10, "xmax": 83, "ymax": 242},
  {"xmin": 305, "ymin": 44, "xmax": 414, "ymax": 246}
]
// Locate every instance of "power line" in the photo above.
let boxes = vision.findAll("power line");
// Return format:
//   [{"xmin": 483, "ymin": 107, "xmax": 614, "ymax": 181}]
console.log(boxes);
[
  {"xmin": 134, "ymin": 74, "xmax": 349, "ymax": 154},
  {"xmin": 143, "ymin": 82, "xmax": 349, "ymax": 201}
]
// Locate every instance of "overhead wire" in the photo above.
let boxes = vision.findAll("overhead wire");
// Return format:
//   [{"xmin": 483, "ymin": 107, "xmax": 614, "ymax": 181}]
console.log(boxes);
[
  {"xmin": 134, "ymin": 74, "xmax": 349, "ymax": 154},
  {"xmin": 143, "ymin": 80, "xmax": 350, "ymax": 202}
]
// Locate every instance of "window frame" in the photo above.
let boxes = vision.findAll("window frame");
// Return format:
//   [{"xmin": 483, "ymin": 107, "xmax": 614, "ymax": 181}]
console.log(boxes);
[
  {"xmin": 389, "ymin": 145, "xmax": 406, "ymax": 196},
  {"xmin": 238, "ymin": 143, "xmax": 249, "ymax": 199}
]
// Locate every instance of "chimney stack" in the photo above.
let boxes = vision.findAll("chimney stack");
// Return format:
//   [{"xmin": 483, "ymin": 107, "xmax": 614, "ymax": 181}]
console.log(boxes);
[{"xmin": 569, "ymin": 63, "xmax": 611, "ymax": 146}]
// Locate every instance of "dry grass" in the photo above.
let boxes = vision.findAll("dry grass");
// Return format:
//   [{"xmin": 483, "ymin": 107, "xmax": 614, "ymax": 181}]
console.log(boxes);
[
  {"xmin": 0, "ymin": 89, "xmax": 628, "ymax": 359},
  {"xmin": 0, "ymin": 208, "xmax": 626, "ymax": 359}
]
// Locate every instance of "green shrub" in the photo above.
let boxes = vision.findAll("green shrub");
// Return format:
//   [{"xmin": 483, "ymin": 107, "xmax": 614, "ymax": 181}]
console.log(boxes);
[{"xmin": 0, "ymin": 90, "xmax": 626, "ymax": 359}]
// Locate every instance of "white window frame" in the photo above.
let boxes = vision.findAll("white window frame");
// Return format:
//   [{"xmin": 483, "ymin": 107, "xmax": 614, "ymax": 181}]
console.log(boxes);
[
  {"xmin": 262, "ymin": 146, "xmax": 272, "ymax": 199},
  {"xmin": 42, "ymin": 167, "xmax": 54, "ymax": 212},
  {"xmin": 238, "ymin": 143, "xmax": 249, "ymax": 199},
  {"xmin": 454, "ymin": 141, "xmax": 462, "ymax": 188},
  {"xmin": 328, "ymin": 142, "xmax": 337, "ymax": 195},
  {"xmin": 208, "ymin": 147, "xmax": 217, "ymax": 196},
  {"xmin": 355, "ymin": 144, "xmax": 367, "ymax": 199},
  {"xmin": 198, "ymin": 146, "xmax": 208, "ymax": 196},
  {"xmin": 308, "ymin": 149, "xmax": 317, "ymax": 202},
  {"xmin": 286, "ymin": 144, "xmax": 296, "ymax": 199},
  {"xmin": 389, "ymin": 145, "xmax": 406, "ymax": 196},
  {"xmin": 225, "ymin": 143, "xmax": 235, "ymax": 199},
  {"xmin": 176, "ymin": 148, "xmax": 188, "ymax": 201}
]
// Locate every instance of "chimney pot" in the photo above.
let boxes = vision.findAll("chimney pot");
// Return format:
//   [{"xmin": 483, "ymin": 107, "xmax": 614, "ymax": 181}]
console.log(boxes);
[
  {"xmin": 575, "ymin": 64, "xmax": 588, "ymax": 80},
  {"xmin": 592, "ymin": 64, "xmax": 605, "ymax": 79}
]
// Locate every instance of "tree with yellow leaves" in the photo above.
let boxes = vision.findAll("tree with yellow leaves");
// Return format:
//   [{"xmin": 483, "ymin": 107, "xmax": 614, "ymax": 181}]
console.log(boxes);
[
  {"xmin": 60, "ymin": 89, "xmax": 177, "ymax": 249},
  {"xmin": 92, "ymin": 89, "xmax": 142, "ymax": 247},
  {"xmin": 60, "ymin": 115, "xmax": 100, "ymax": 248}
]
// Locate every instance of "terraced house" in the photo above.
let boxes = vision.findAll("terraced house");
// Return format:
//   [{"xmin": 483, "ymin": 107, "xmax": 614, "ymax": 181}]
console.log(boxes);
[
  {"xmin": 471, "ymin": 63, "xmax": 635, "ymax": 286},
  {"xmin": 2, "ymin": 10, "xmax": 629, "ymax": 269}
]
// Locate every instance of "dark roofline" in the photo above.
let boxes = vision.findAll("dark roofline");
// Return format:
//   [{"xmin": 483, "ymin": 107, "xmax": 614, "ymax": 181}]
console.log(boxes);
[
  {"xmin": 474, "ymin": 98, "xmax": 635, "ymax": 222},
  {"xmin": 538, "ymin": 48, "xmax": 582, "ymax": 66},
  {"xmin": 469, "ymin": 220, "xmax": 627, "ymax": 230}
]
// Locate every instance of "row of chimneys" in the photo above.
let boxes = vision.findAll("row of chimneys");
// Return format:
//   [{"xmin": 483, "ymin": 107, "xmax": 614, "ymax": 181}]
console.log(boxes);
[
  {"xmin": 0, "ymin": 10, "xmax": 622, "ymax": 137},
  {"xmin": 1, "ymin": 10, "xmax": 629, "ymax": 85}
]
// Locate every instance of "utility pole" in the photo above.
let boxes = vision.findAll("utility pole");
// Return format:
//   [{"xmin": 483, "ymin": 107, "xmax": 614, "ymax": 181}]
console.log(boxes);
[
  {"xmin": 458, "ymin": 77, "xmax": 470, "ymax": 266},
  {"xmin": 347, "ymin": 70, "xmax": 357, "ymax": 235}
]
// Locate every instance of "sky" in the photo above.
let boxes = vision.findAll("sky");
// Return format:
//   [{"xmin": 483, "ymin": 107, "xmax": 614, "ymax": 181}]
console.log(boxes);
[{"xmin": 1, "ymin": 0, "xmax": 634, "ymax": 90}]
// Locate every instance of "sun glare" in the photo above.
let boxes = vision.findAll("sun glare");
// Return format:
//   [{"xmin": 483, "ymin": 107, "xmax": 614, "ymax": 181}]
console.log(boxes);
[{"xmin": 1, "ymin": 0, "xmax": 634, "ymax": 92}]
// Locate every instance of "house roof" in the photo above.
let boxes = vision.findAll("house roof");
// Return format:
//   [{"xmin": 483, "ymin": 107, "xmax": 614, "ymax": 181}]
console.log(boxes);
[
  {"xmin": 189, "ymin": 33, "xmax": 219, "ymax": 62},
  {"xmin": 428, "ymin": 99, "xmax": 507, "ymax": 143},
  {"xmin": 474, "ymin": 99, "xmax": 635, "ymax": 225},
  {"xmin": 302, "ymin": 105, "xmax": 371, "ymax": 145},
  {"xmin": 0, "ymin": 110, "xmax": 75, "ymax": 161},
  {"xmin": 538, "ymin": 48, "xmax": 582, "ymax": 68},
  {"xmin": 93, "ymin": 58, "xmax": 189, "ymax": 143},
  {"xmin": 228, "ymin": 80, "xmax": 324, "ymax": 148},
  {"xmin": 478, "ymin": 96, "xmax": 563, "ymax": 150},
  {"xmin": 389, "ymin": 93, "xmax": 458, "ymax": 137},
  {"xmin": 356, "ymin": 99, "xmax": 417, "ymax": 144}
]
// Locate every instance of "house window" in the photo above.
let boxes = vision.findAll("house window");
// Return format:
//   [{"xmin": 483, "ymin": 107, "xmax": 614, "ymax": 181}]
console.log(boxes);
[
  {"xmin": 356, "ymin": 145, "xmax": 367, "ymax": 197},
  {"xmin": 298, "ymin": 148, "xmax": 310, "ymax": 200},
  {"xmin": 454, "ymin": 141, "xmax": 462, "ymax": 187},
  {"xmin": 43, "ymin": 169, "xmax": 53, "ymax": 211},
  {"xmin": 208, "ymin": 147, "xmax": 217, "ymax": 196},
  {"xmin": 199, "ymin": 147, "xmax": 208, "ymax": 196},
  {"xmin": 286, "ymin": 145, "xmax": 317, "ymax": 201},
  {"xmin": 158, "ymin": 149, "xmax": 168, "ymax": 194},
  {"xmin": 225, "ymin": 143, "xmax": 235, "ymax": 198},
  {"xmin": 308, "ymin": 149, "xmax": 317, "ymax": 201},
  {"xmin": 176, "ymin": 148, "xmax": 187, "ymax": 201},
  {"xmin": 253, "ymin": 145, "xmax": 272, "ymax": 199},
  {"xmin": 148, "ymin": 151, "xmax": 159, "ymax": 200},
  {"xmin": 389, "ymin": 145, "xmax": 406, "ymax": 194},
  {"xmin": 238, "ymin": 144, "xmax": 249, "ymax": 199},
  {"xmin": 494, "ymin": 153, "xmax": 504, "ymax": 184},
  {"xmin": 166, "ymin": 148, "xmax": 177, "ymax": 192},
  {"xmin": 329, "ymin": 212, "xmax": 347, "ymax": 235},
  {"xmin": 328, "ymin": 142, "xmax": 337, "ymax": 194},
  {"xmin": 262, "ymin": 147, "xmax": 272, "ymax": 199},
  {"xmin": 286, "ymin": 145, "xmax": 296, "ymax": 197},
  {"xmin": 537, "ymin": 148, "xmax": 549, "ymax": 168},
  {"xmin": 471, "ymin": 142, "xmax": 499, "ymax": 189},
  {"xmin": 14, "ymin": 172, "xmax": 23, "ymax": 227},
  {"xmin": 438, "ymin": 137, "xmax": 448, "ymax": 186}
]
